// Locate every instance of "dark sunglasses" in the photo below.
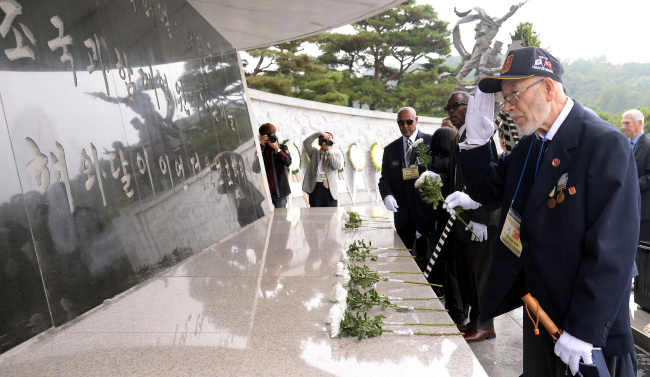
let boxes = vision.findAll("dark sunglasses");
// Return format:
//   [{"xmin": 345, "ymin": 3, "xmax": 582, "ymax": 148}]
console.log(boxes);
[
  {"xmin": 322, "ymin": 140, "xmax": 333, "ymax": 146},
  {"xmin": 444, "ymin": 102, "xmax": 467, "ymax": 112},
  {"xmin": 397, "ymin": 119, "xmax": 415, "ymax": 126}
]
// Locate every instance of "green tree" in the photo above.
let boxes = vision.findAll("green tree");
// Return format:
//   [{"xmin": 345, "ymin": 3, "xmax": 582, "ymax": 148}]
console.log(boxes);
[
  {"xmin": 510, "ymin": 22, "xmax": 541, "ymax": 47},
  {"xmin": 243, "ymin": 40, "xmax": 349, "ymax": 106},
  {"xmin": 318, "ymin": 0, "xmax": 451, "ymax": 112}
]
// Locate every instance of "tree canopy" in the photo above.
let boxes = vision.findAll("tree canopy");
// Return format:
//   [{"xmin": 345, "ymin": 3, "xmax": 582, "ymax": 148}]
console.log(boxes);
[{"xmin": 242, "ymin": 0, "xmax": 454, "ymax": 116}]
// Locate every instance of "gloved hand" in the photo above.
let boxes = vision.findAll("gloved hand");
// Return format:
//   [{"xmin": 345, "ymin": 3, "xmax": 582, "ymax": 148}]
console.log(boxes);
[
  {"xmin": 443, "ymin": 191, "xmax": 481, "ymax": 216},
  {"xmin": 466, "ymin": 221, "xmax": 488, "ymax": 242},
  {"xmin": 384, "ymin": 195, "xmax": 399, "ymax": 212},
  {"xmin": 554, "ymin": 331, "xmax": 593, "ymax": 376},
  {"xmin": 465, "ymin": 88, "xmax": 495, "ymax": 145},
  {"xmin": 415, "ymin": 230, "xmax": 422, "ymax": 239}
]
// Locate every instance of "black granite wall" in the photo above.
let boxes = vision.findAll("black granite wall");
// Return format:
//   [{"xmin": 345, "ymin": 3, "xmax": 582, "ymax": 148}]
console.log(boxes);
[{"xmin": 0, "ymin": 0, "xmax": 267, "ymax": 353}]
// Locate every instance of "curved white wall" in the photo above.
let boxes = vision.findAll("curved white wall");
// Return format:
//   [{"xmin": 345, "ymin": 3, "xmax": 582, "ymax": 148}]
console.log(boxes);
[{"xmin": 246, "ymin": 88, "xmax": 443, "ymax": 207}]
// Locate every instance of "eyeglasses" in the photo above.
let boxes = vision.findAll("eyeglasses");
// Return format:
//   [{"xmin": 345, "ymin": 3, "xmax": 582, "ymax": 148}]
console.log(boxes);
[
  {"xmin": 443, "ymin": 102, "xmax": 467, "ymax": 112},
  {"xmin": 397, "ymin": 119, "xmax": 415, "ymax": 127},
  {"xmin": 500, "ymin": 78, "xmax": 544, "ymax": 109}
]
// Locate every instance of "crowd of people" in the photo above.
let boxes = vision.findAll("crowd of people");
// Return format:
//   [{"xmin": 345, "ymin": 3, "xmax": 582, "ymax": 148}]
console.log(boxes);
[{"xmin": 253, "ymin": 46, "xmax": 646, "ymax": 377}]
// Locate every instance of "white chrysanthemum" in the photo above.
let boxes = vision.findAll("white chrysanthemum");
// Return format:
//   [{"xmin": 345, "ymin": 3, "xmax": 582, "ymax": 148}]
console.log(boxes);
[
  {"xmin": 335, "ymin": 283, "xmax": 348, "ymax": 303},
  {"xmin": 329, "ymin": 283, "xmax": 348, "ymax": 303},
  {"xmin": 327, "ymin": 303, "xmax": 347, "ymax": 338},
  {"xmin": 340, "ymin": 270, "xmax": 351, "ymax": 287},
  {"xmin": 339, "ymin": 249, "xmax": 349, "ymax": 264},
  {"xmin": 412, "ymin": 138, "xmax": 424, "ymax": 147},
  {"xmin": 335, "ymin": 262, "xmax": 345, "ymax": 276},
  {"xmin": 414, "ymin": 172, "xmax": 428, "ymax": 188}
]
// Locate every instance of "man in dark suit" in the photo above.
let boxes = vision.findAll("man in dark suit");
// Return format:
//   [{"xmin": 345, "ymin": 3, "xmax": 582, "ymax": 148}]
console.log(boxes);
[
  {"xmin": 379, "ymin": 107, "xmax": 433, "ymax": 266},
  {"xmin": 444, "ymin": 91, "xmax": 500, "ymax": 342},
  {"xmin": 449, "ymin": 47, "xmax": 639, "ymax": 376},
  {"xmin": 622, "ymin": 109, "xmax": 650, "ymax": 241}
]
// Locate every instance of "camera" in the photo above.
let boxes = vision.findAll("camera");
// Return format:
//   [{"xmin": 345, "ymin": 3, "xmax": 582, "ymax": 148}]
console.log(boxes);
[
  {"xmin": 267, "ymin": 133, "xmax": 278, "ymax": 143},
  {"xmin": 318, "ymin": 135, "xmax": 333, "ymax": 146}
]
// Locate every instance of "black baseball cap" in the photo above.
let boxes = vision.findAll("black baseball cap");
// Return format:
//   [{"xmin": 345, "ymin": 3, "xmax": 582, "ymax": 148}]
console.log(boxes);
[{"xmin": 478, "ymin": 47, "xmax": 563, "ymax": 93}]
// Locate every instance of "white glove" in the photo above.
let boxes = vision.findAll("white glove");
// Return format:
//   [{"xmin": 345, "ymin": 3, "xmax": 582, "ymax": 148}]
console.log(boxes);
[
  {"xmin": 465, "ymin": 88, "xmax": 495, "ymax": 145},
  {"xmin": 443, "ymin": 191, "xmax": 481, "ymax": 215},
  {"xmin": 554, "ymin": 331, "xmax": 593, "ymax": 376},
  {"xmin": 466, "ymin": 221, "xmax": 488, "ymax": 242},
  {"xmin": 415, "ymin": 230, "xmax": 422, "ymax": 239},
  {"xmin": 384, "ymin": 195, "xmax": 399, "ymax": 212}
]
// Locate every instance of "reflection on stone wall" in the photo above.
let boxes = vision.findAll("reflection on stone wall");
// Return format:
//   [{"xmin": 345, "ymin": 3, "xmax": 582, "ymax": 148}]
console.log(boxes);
[{"xmin": 0, "ymin": 0, "xmax": 267, "ymax": 353}]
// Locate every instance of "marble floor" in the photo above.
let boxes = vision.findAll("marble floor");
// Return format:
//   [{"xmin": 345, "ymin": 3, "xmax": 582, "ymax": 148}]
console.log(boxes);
[{"xmin": 0, "ymin": 207, "xmax": 487, "ymax": 377}]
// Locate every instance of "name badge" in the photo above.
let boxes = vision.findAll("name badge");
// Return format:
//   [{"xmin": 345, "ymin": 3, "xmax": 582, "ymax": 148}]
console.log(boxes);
[
  {"xmin": 320, "ymin": 171, "xmax": 327, "ymax": 180},
  {"xmin": 402, "ymin": 167, "xmax": 418, "ymax": 180},
  {"xmin": 500, "ymin": 207, "xmax": 523, "ymax": 257}
]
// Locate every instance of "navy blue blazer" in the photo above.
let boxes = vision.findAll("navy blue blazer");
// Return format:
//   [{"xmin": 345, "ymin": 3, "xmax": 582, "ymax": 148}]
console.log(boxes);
[
  {"xmin": 456, "ymin": 101, "xmax": 640, "ymax": 357},
  {"xmin": 378, "ymin": 130, "xmax": 434, "ymax": 235},
  {"xmin": 634, "ymin": 133, "xmax": 650, "ymax": 220}
]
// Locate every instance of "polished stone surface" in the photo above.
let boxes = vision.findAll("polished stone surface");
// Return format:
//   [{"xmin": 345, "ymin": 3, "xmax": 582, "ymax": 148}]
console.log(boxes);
[
  {"xmin": 0, "ymin": 0, "xmax": 267, "ymax": 353},
  {"xmin": 0, "ymin": 207, "xmax": 487, "ymax": 376}
]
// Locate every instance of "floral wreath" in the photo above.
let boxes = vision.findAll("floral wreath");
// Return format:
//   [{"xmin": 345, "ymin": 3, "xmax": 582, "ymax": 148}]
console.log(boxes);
[
  {"xmin": 348, "ymin": 143, "xmax": 366, "ymax": 172},
  {"xmin": 283, "ymin": 139, "xmax": 301, "ymax": 174},
  {"xmin": 370, "ymin": 143, "xmax": 384, "ymax": 171}
]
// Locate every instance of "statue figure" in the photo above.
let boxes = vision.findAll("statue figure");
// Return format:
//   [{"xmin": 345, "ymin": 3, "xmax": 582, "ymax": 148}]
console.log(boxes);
[
  {"xmin": 452, "ymin": 2, "xmax": 528, "ymax": 86},
  {"xmin": 475, "ymin": 40, "xmax": 503, "ymax": 84}
]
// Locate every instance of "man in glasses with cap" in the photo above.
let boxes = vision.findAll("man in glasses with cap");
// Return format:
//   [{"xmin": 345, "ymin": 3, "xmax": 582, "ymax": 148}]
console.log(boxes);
[
  {"xmin": 447, "ymin": 46, "xmax": 639, "ymax": 376},
  {"xmin": 379, "ymin": 107, "xmax": 433, "ymax": 266}
]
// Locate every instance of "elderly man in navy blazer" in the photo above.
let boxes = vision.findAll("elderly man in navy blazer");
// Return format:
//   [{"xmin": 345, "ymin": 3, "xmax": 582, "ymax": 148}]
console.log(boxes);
[
  {"xmin": 379, "ymin": 107, "xmax": 433, "ymax": 265},
  {"xmin": 447, "ymin": 47, "xmax": 639, "ymax": 376},
  {"xmin": 622, "ymin": 109, "xmax": 650, "ymax": 241}
]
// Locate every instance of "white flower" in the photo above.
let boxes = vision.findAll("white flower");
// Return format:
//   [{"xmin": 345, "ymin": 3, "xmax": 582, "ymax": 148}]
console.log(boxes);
[
  {"xmin": 412, "ymin": 138, "xmax": 424, "ymax": 148},
  {"xmin": 414, "ymin": 172, "xmax": 428, "ymax": 188},
  {"xmin": 342, "ymin": 212, "xmax": 350, "ymax": 222},
  {"xmin": 330, "ymin": 283, "xmax": 348, "ymax": 304},
  {"xmin": 326, "ymin": 303, "xmax": 347, "ymax": 338},
  {"xmin": 336, "ymin": 262, "xmax": 345, "ymax": 276},
  {"xmin": 340, "ymin": 270, "xmax": 351, "ymax": 287},
  {"xmin": 340, "ymin": 248, "xmax": 349, "ymax": 264}
]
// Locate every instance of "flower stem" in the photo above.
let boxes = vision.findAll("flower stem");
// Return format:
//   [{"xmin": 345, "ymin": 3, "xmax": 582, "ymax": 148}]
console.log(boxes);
[
  {"xmin": 383, "ymin": 271, "xmax": 421, "ymax": 275},
  {"xmin": 440, "ymin": 198, "xmax": 482, "ymax": 240}
]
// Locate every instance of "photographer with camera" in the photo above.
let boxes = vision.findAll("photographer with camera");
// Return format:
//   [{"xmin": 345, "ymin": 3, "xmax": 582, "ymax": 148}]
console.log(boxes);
[
  {"xmin": 252, "ymin": 123, "xmax": 292, "ymax": 208},
  {"xmin": 302, "ymin": 131, "xmax": 343, "ymax": 207}
]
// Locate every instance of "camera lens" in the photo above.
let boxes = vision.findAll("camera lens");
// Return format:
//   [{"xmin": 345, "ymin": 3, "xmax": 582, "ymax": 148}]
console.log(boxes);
[{"xmin": 268, "ymin": 133, "xmax": 278, "ymax": 143}]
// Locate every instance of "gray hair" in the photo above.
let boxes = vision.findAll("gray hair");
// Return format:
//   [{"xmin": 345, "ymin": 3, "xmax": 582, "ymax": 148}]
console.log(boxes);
[
  {"xmin": 623, "ymin": 109, "xmax": 645, "ymax": 124},
  {"xmin": 449, "ymin": 91, "xmax": 470, "ymax": 102},
  {"xmin": 397, "ymin": 107, "xmax": 416, "ymax": 116}
]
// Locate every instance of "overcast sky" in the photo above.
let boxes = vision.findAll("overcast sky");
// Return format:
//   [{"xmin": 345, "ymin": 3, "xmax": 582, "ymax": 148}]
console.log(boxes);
[{"xmin": 419, "ymin": 0, "xmax": 650, "ymax": 65}]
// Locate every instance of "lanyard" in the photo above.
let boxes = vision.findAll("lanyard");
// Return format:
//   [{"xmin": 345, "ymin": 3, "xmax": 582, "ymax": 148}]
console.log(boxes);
[{"xmin": 511, "ymin": 134, "xmax": 547, "ymax": 206}]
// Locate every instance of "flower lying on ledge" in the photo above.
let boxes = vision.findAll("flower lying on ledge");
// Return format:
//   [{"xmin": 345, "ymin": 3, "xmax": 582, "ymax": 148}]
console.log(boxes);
[
  {"xmin": 347, "ymin": 287, "xmax": 447, "ymax": 313},
  {"xmin": 337, "ymin": 310, "xmax": 461, "ymax": 340},
  {"xmin": 347, "ymin": 264, "xmax": 441, "ymax": 290},
  {"xmin": 343, "ymin": 211, "xmax": 363, "ymax": 229}
]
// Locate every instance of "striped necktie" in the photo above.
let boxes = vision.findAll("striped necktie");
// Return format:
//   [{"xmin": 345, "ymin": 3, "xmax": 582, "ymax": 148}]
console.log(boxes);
[{"xmin": 405, "ymin": 138, "xmax": 413, "ymax": 166}]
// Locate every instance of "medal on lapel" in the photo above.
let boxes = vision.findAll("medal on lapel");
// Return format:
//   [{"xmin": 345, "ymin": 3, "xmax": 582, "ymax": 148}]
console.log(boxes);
[
  {"xmin": 555, "ymin": 173, "xmax": 568, "ymax": 204},
  {"xmin": 548, "ymin": 187, "xmax": 556, "ymax": 209}
]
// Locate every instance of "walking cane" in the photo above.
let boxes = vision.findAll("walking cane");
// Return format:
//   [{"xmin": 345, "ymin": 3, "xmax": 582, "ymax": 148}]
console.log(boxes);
[{"xmin": 521, "ymin": 293, "xmax": 611, "ymax": 377}]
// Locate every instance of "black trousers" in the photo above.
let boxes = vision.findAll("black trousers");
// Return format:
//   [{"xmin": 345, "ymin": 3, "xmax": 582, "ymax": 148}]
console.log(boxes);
[{"xmin": 309, "ymin": 182, "xmax": 337, "ymax": 207}]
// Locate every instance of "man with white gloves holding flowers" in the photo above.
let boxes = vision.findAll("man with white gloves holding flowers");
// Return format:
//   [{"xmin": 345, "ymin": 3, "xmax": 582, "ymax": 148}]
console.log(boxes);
[
  {"xmin": 453, "ymin": 46, "xmax": 639, "ymax": 376},
  {"xmin": 379, "ymin": 107, "xmax": 433, "ymax": 268},
  {"xmin": 442, "ymin": 91, "xmax": 500, "ymax": 342}
]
